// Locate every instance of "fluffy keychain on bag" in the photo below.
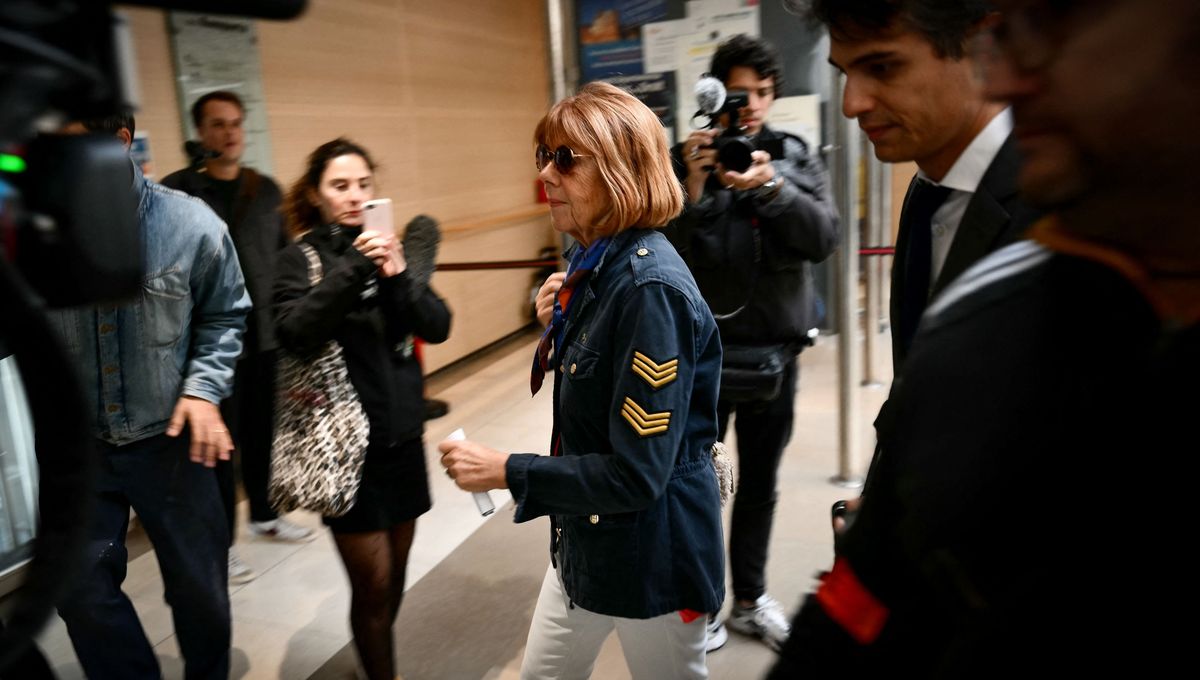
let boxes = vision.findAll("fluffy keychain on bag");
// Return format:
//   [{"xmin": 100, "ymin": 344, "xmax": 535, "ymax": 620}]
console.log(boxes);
[{"xmin": 711, "ymin": 441, "xmax": 735, "ymax": 506}]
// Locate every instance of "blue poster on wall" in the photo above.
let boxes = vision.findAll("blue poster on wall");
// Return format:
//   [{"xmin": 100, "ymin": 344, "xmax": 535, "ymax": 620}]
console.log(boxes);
[{"xmin": 578, "ymin": 0, "xmax": 669, "ymax": 81}]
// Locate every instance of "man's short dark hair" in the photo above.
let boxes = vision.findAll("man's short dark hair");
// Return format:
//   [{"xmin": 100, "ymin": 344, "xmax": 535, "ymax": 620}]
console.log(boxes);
[
  {"xmin": 709, "ymin": 34, "xmax": 784, "ymax": 90},
  {"xmin": 191, "ymin": 91, "xmax": 245, "ymax": 128},
  {"xmin": 81, "ymin": 112, "xmax": 136, "ymax": 139},
  {"xmin": 788, "ymin": 0, "xmax": 994, "ymax": 59}
]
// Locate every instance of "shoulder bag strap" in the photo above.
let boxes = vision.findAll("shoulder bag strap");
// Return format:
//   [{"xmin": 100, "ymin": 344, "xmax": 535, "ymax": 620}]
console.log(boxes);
[{"xmin": 297, "ymin": 243, "xmax": 323, "ymax": 287}]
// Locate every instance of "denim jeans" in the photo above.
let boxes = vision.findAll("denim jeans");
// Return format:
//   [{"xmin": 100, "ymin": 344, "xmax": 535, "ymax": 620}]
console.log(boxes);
[
  {"xmin": 718, "ymin": 357, "xmax": 799, "ymax": 603},
  {"xmin": 57, "ymin": 433, "xmax": 231, "ymax": 680}
]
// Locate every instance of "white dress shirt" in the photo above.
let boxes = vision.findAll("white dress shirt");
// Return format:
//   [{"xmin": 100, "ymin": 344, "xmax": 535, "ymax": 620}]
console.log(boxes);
[{"xmin": 916, "ymin": 108, "xmax": 1013, "ymax": 286}]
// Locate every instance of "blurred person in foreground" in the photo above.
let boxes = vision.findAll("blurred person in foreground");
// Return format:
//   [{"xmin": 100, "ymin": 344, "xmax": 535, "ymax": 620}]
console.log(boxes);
[
  {"xmin": 438, "ymin": 82, "xmax": 725, "ymax": 679},
  {"xmin": 274, "ymin": 138, "xmax": 451, "ymax": 680},
  {"xmin": 666, "ymin": 34, "xmax": 839, "ymax": 653},
  {"xmin": 770, "ymin": 0, "xmax": 1200, "ymax": 676},
  {"xmin": 162, "ymin": 91, "xmax": 312, "ymax": 589},
  {"xmin": 52, "ymin": 113, "xmax": 249, "ymax": 680}
]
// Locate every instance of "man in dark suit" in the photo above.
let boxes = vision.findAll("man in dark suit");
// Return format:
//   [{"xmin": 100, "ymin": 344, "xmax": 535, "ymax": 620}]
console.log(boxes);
[{"xmin": 812, "ymin": 0, "xmax": 1039, "ymax": 369}]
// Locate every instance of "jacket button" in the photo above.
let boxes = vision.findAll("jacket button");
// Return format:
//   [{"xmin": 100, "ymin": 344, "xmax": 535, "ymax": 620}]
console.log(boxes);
[
  {"xmin": 589, "ymin": 514, "xmax": 599, "ymax": 524},
  {"xmin": 636, "ymin": 248, "xmax": 649, "ymax": 256},
  {"xmin": 570, "ymin": 363, "xmax": 577, "ymax": 375}
]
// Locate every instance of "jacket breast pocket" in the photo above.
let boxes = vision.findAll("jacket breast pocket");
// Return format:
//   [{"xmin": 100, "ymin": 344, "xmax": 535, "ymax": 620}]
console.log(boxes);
[
  {"xmin": 139, "ymin": 268, "xmax": 189, "ymax": 348},
  {"xmin": 558, "ymin": 342, "xmax": 605, "ymax": 413},
  {"xmin": 560, "ymin": 342, "xmax": 600, "ymax": 381}
]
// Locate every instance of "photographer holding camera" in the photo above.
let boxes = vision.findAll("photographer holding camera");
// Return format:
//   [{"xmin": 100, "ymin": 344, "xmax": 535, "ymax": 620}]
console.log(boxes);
[{"xmin": 666, "ymin": 34, "xmax": 839, "ymax": 653}]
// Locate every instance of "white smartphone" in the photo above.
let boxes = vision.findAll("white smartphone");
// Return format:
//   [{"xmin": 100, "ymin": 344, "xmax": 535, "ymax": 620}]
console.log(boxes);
[
  {"xmin": 363, "ymin": 198, "xmax": 396, "ymax": 238},
  {"xmin": 446, "ymin": 428, "xmax": 496, "ymax": 517}
]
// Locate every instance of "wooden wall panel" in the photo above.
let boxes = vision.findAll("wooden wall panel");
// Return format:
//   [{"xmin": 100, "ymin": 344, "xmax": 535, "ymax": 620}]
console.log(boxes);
[
  {"xmin": 423, "ymin": 213, "xmax": 555, "ymax": 373},
  {"xmin": 123, "ymin": 0, "xmax": 556, "ymax": 370},
  {"xmin": 124, "ymin": 7, "xmax": 187, "ymax": 178},
  {"xmin": 890, "ymin": 161, "xmax": 917, "ymax": 242}
]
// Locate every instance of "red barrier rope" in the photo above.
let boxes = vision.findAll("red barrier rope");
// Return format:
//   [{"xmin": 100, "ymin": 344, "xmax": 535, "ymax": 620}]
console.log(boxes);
[
  {"xmin": 436, "ymin": 258, "xmax": 558, "ymax": 272},
  {"xmin": 859, "ymin": 247, "xmax": 895, "ymax": 256}
]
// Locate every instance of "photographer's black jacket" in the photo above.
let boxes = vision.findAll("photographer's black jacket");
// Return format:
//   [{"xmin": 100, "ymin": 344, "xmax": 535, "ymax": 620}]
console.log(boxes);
[
  {"xmin": 273, "ymin": 224, "xmax": 451, "ymax": 448},
  {"xmin": 666, "ymin": 126, "xmax": 839, "ymax": 348},
  {"xmin": 162, "ymin": 165, "xmax": 287, "ymax": 354}
]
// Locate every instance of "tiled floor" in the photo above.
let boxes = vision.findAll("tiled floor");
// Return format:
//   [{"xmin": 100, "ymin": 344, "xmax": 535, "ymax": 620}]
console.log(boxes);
[{"xmin": 35, "ymin": 327, "xmax": 890, "ymax": 679}]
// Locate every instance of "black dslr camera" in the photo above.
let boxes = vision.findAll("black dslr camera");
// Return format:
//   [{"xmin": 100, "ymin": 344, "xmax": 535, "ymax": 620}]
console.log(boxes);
[{"xmin": 692, "ymin": 76, "xmax": 785, "ymax": 174}]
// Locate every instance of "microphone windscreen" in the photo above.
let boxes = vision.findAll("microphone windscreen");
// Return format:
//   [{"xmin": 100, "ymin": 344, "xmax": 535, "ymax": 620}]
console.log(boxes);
[{"xmin": 694, "ymin": 76, "xmax": 726, "ymax": 114}]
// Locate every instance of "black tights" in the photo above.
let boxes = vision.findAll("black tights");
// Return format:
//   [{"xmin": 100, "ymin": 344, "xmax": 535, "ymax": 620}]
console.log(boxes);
[{"xmin": 333, "ymin": 520, "xmax": 417, "ymax": 680}]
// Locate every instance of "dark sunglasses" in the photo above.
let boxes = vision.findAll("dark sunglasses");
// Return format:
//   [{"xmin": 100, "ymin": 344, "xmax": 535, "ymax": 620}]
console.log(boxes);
[{"xmin": 535, "ymin": 144, "xmax": 591, "ymax": 174}]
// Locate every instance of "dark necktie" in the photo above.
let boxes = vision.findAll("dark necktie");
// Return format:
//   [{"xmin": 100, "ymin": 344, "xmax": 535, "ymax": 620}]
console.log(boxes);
[{"xmin": 898, "ymin": 179, "xmax": 952, "ymax": 359}]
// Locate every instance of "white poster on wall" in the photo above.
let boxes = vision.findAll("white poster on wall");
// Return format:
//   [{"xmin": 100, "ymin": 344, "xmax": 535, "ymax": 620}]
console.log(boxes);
[
  {"xmin": 642, "ymin": 18, "xmax": 689, "ymax": 73},
  {"xmin": 769, "ymin": 94, "xmax": 823, "ymax": 152},
  {"xmin": 168, "ymin": 12, "xmax": 274, "ymax": 176},
  {"xmin": 686, "ymin": 0, "xmax": 759, "ymax": 17}
]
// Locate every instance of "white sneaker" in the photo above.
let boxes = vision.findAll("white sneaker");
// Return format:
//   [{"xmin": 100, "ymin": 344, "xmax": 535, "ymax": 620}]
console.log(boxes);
[
  {"xmin": 705, "ymin": 614, "xmax": 728, "ymax": 653},
  {"xmin": 228, "ymin": 550, "xmax": 256, "ymax": 585},
  {"xmin": 727, "ymin": 594, "xmax": 791, "ymax": 652},
  {"xmin": 248, "ymin": 518, "xmax": 315, "ymax": 543}
]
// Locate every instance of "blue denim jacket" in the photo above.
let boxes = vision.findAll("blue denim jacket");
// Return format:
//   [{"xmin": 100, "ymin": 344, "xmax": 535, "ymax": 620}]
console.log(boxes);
[
  {"xmin": 506, "ymin": 228, "xmax": 726, "ymax": 619},
  {"xmin": 48, "ymin": 162, "xmax": 250, "ymax": 445}
]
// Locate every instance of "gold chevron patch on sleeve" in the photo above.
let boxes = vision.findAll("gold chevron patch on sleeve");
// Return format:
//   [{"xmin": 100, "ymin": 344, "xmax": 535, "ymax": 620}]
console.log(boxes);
[
  {"xmin": 620, "ymin": 396, "xmax": 671, "ymax": 436},
  {"xmin": 631, "ymin": 351, "xmax": 678, "ymax": 389}
]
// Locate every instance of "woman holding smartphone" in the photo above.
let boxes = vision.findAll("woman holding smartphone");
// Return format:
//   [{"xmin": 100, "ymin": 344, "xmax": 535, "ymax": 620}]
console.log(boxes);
[{"xmin": 274, "ymin": 138, "xmax": 451, "ymax": 680}]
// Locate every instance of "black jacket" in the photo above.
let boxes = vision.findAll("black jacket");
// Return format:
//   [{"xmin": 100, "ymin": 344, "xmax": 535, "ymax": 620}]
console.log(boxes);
[
  {"xmin": 772, "ymin": 238, "xmax": 1199, "ymax": 677},
  {"xmin": 889, "ymin": 134, "xmax": 1040, "ymax": 369},
  {"xmin": 273, "ymin": 224, "xmax": 451, "ymax": 447},
  {"xmin": 161, "ymin": 165, "xmax": 288, "ymax": 353},
  {"xmin": 665, "ymin": 125, "xmax": 839, "ymax": 348}
]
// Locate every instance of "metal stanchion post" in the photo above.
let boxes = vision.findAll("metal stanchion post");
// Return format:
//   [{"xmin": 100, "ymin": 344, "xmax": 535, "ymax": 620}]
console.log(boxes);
[
  {"xmin": 862, "ymin": 139, "xmax": 884, "ymax": 387},
  {"xmin": 831, "ymin": 70, "xmax": 864, "ymax": 488}
]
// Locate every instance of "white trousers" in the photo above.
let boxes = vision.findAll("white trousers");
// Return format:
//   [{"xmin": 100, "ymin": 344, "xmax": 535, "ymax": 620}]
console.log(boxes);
[{"xmin": 520, "ymin": 565, "xmax": 709, "ymax": 680}]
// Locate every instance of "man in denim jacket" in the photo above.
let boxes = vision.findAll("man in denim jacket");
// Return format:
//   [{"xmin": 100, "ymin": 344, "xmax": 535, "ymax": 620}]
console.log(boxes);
[{"xmin": 51, "ymin": 113, "xmax": 249, "ymax": 680}]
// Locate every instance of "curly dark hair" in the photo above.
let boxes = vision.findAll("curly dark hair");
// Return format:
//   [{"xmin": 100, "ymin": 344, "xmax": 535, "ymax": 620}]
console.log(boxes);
[
  {"xmin": 284, "ymin": 137, "xmax": 377, "ymax": 237},
  {"xmin": 785, "ymin": 0, "xmax": 994, "ymax": 59},
  {"xmin": 709, "ymin": 34, "xmax": 784, "ymax": 90}
]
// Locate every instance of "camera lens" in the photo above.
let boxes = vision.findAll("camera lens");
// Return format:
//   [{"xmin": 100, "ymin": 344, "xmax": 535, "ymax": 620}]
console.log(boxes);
[{"xmin": 717, "ymin": 136, "xmax": 755, "ymax": 173}]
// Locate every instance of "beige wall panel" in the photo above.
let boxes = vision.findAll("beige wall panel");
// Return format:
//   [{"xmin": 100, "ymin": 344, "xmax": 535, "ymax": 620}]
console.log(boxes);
[
  {"xmin": 423, "ymin": 215, "xmax": 556, "ymax": 373},
  {"xmin": 124, "ymin": 8, "xmax": 187, "ymax": 178},
  {"xmin": 126, "ymin": 0, "xmax": 555, "ymax": 369},
  {"xmin": 889, "ymin": 161, "xmax": 916, "ymax": 242}
]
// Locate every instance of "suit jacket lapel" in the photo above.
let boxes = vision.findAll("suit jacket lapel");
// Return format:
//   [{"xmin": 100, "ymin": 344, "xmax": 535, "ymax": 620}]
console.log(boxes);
[{"xmin": 932, "ymin": 134, "xmax": 1021, "ymax": 296}]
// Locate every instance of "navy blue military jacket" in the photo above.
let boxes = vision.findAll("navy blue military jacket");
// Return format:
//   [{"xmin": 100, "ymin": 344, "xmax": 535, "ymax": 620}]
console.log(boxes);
[{"xmin": 506, "ymin": 228, "xmax": 726, "ymax": 619}]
